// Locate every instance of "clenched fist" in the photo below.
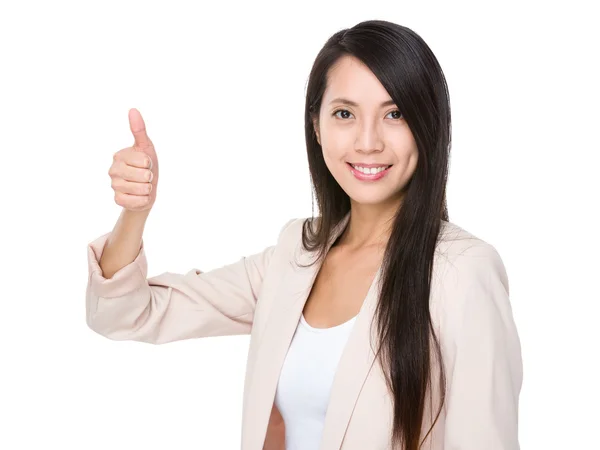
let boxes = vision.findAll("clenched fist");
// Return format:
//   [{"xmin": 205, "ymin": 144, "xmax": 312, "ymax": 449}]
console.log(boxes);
[{"xmin": 108, "ymin": 108, "xmax": 159, "ymax": 212}]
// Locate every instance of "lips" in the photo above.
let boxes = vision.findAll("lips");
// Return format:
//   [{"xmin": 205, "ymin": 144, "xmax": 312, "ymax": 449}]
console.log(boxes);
[
  {"xmin": 347, "ymin": 162, "xmax": 393, "ymax": 169},
  {"xmin": 347, "ymin": 162, "xmax": 393, "ymax": 173},
  {"xmin": 346, "ymin": 162, "xmax": 392, "ymax": 181}
]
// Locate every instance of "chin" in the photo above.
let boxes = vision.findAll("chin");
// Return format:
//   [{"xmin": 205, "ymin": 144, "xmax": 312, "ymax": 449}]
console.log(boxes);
[{"xmin": 346, "ymin": 191, "xmax": 395, "ymax": 206}]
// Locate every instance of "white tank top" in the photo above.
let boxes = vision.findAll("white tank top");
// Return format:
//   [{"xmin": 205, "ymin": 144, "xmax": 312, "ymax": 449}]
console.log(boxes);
[{"xmin": 274, "ymin": 312, "xmax": 358, "ymax": 450}]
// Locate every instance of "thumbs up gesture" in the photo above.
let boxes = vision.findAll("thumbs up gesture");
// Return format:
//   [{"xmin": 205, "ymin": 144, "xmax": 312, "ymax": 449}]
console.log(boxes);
[{"xmin": 108, "ymin": 108, "xmax": 158, "ymax": 212}]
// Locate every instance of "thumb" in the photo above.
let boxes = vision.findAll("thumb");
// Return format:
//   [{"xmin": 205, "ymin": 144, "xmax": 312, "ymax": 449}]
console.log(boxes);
[{"xmin": 129, "ymin": 108, "xmax": 152, "ymax": 150}]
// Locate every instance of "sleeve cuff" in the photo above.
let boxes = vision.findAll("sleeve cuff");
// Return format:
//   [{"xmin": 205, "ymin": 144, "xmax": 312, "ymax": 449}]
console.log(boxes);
[{"xmin": 87, "ymin": 232, "xmax": 148, "ymax": 298}]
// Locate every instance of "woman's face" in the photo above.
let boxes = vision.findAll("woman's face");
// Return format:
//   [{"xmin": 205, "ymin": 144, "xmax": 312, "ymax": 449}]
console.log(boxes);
[{"xmin": 314, "ymin": 55, "xmax": 418, "ymax": 207}]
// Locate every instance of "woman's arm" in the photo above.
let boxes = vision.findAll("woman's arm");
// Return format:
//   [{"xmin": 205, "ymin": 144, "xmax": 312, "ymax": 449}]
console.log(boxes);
[
  {"xmin": 99, "ymin": 208, "xmax": 150, "ymax": 279},
  {"xmin": 440, "ymin": 243, "xmax": 523, "ymax": 449},
  {"xmin": 86, "ymin": 217, "xmax": 296, "ymax": 344}
]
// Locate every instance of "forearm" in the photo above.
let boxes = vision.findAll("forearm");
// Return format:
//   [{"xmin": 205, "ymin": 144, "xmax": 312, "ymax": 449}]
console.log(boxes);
[{"xmin": 99, "ymin": 208, "xmax": 151, "ymax": 279}]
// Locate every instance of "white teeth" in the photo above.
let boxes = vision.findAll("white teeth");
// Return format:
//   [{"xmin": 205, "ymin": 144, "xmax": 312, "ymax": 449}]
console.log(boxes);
[{"xmin": 351, "ymin": 164, "xmax": 390, "ymax": 174}]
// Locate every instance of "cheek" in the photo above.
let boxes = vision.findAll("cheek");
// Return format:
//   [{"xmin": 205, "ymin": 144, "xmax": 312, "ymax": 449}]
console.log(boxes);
[
  {"xmin": 321, "ymin": 148, "xmax": 339, "ymax": 173},
  {"xmin": 396, "ymin": 132, "xmax": 418, "ymax": 169},
  {"xmin": 406, "ymin": 144, "xmax": 419, "ymax": 172},
  {"xmin": 394, "ymin": 147, "xmax": 418, "ymax": 177},
  {"xmin": 321, "ymin": 130, "xmax": 352, "ymax": 162},
  {"xmin": 410, "ymin": 149, "xmax": 418, "ymax": 171},
  {"xmin": 393, "ymin": 149, "xmax": 419, "ymax": 187},
  {"xmin": 321, "ymin": 141, "xmax": 346, "ymax": 165},
  {"xmin": 321, "ymin": 148, "xmax": 349, "ymax": 183}
]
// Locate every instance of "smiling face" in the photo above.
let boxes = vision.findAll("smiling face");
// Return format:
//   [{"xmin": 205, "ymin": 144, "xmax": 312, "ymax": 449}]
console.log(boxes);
[{"xmin": 313, "ymin": 55, "xmax": 419, "ymax": 208}]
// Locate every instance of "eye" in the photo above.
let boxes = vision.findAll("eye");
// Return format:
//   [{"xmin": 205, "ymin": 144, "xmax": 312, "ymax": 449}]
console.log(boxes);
[
  {"xmin": 332, "ymin": 109, "xmax": 353, "ymax": 119},
  {"xmin": 332, "ymin": 109, "xmax": 404, "ymax": 120},
  {"xmin": 387, "ymin": 110, "xmax": 403, "ymax": 120}
]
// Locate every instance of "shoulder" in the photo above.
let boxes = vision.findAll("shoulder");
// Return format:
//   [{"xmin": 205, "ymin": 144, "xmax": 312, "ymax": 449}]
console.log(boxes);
[
  {"xmin": 432, "ymin": 220, "xmax": 512, "ymax": 338},
  {"xmin": 275, "ymin": 217, "xmax": 305, "ymax": 244},
  {"xmin": 435, "ymin": 219, "xmax": 508, "ymax": 289},
  {"xmin": 275, "ymin": 216, "xmax": 324, "ymax": 246},
  {"xmin": 278, "ymin": 217, "xmax": 506, "ymax": 266},
  {"xmin": 275, "ymin": 217, "xmax": 508, "ymax": 285}
]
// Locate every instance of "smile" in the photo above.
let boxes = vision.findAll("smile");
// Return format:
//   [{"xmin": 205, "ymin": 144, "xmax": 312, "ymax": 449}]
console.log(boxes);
[{"xmin": 346, "ymin": 162, "xmax": 393, "ymax": 181}]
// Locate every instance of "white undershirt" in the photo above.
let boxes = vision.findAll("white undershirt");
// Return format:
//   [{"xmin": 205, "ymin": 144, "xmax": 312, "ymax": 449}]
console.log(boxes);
[{"xmin": 274, "ymin": 312, "xmax": 358, "ymax": 450}]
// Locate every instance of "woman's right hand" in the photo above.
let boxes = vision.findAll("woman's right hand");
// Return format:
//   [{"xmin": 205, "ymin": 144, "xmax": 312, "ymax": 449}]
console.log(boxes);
[{"xmin": 108, "ymin": 108, "xmax": 159, "ymax": 212}]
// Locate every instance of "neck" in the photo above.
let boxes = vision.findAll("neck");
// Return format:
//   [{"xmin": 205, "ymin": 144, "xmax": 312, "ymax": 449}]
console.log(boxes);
[{"xmin": 336, "ymin": 197, "xmax": 402, "ymax": 251}]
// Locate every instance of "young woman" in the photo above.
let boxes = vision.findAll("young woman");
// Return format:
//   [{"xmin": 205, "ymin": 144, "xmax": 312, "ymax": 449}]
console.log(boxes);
[{"xmin": 87, "ymin": 20, "xmax": 522, "ymax": 450}]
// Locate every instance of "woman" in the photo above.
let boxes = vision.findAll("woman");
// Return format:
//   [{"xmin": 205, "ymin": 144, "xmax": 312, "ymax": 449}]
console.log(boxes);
[{"xmin": 87, "ymin": 20, "xmax": 523, "ymax": 450}]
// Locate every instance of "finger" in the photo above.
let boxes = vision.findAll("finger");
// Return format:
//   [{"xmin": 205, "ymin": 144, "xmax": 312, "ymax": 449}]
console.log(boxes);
[
  {"xmin": 115, "ymin": 192, "xmax": 151, "ymax": 209},
  {"xmin": 114, "ymin": 162, "xmax": 153, "ymax": 183},
  {"xmin": 129, "ymin": 108, "xmax": 152, "ymax": 149},
  {"xmin": 124, "ymin": 150, "xmax": 153, "ymax": 169},
  {"xmin": 113, "ymin": 147, "xmax": 152, "ymax": 169},
  {"xmin": 111, "ymin": 178, "xmax": 153, "ymax": 196}
]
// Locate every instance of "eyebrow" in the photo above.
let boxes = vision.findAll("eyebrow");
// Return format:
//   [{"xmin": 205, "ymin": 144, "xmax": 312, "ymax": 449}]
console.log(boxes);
[{"xmin": 328, "ymin": 97, "xmax": 397, "ymax": 107}]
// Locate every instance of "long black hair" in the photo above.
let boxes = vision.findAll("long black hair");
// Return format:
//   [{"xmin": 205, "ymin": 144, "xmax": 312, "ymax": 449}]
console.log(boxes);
[{"xmin": 302, "ymin": 20, "xmax": 451, "ymax": 449}]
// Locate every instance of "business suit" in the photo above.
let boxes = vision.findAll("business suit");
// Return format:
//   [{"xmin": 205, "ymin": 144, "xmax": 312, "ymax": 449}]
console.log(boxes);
[{"xmin": 86, "ymin": 212, "xmax": 523, "ymax": 449}]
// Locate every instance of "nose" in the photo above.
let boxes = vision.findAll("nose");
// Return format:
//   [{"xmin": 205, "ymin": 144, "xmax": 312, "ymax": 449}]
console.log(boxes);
[{"xmin": 354, "ymin": 119, "xmax": 383, "ymax": 154}]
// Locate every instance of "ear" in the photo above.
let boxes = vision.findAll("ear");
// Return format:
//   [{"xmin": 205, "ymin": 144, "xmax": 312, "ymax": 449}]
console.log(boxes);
[{"xmin": 312, "ymin": 118, "xmax": 321, "ymax": 145}]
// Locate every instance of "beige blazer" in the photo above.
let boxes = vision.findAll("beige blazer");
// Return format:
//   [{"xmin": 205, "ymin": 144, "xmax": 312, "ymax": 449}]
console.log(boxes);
[{"xmin": 86, "ymin": 212, "xmax": 523, "ymax": 449}]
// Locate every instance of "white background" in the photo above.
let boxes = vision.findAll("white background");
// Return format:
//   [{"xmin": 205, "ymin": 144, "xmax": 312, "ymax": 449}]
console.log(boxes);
[{"xmin": 1, "ymin": 0, "xmax": 598, "ymax": 448}]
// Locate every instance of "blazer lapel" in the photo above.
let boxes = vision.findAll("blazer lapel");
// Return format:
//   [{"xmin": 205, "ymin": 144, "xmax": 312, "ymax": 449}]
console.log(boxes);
[{"xmin": 244, "ymin": 212, "xmax": 383, "ymax": 450}]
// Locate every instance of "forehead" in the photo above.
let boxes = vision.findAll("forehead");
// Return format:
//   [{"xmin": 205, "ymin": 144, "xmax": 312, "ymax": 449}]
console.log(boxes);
[{"xmin": 323, "ymin": 55, "xmax": 389, "ymax": 103}]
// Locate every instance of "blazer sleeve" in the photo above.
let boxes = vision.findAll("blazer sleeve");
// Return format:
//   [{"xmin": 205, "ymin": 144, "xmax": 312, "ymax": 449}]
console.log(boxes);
[
  {"xmin": 441, "ymin": 244, "xmax": 523, "ymax": 450},
  {"xmin": 85, "ymin": 218, "xmax": 296, "ymax": 344}
]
